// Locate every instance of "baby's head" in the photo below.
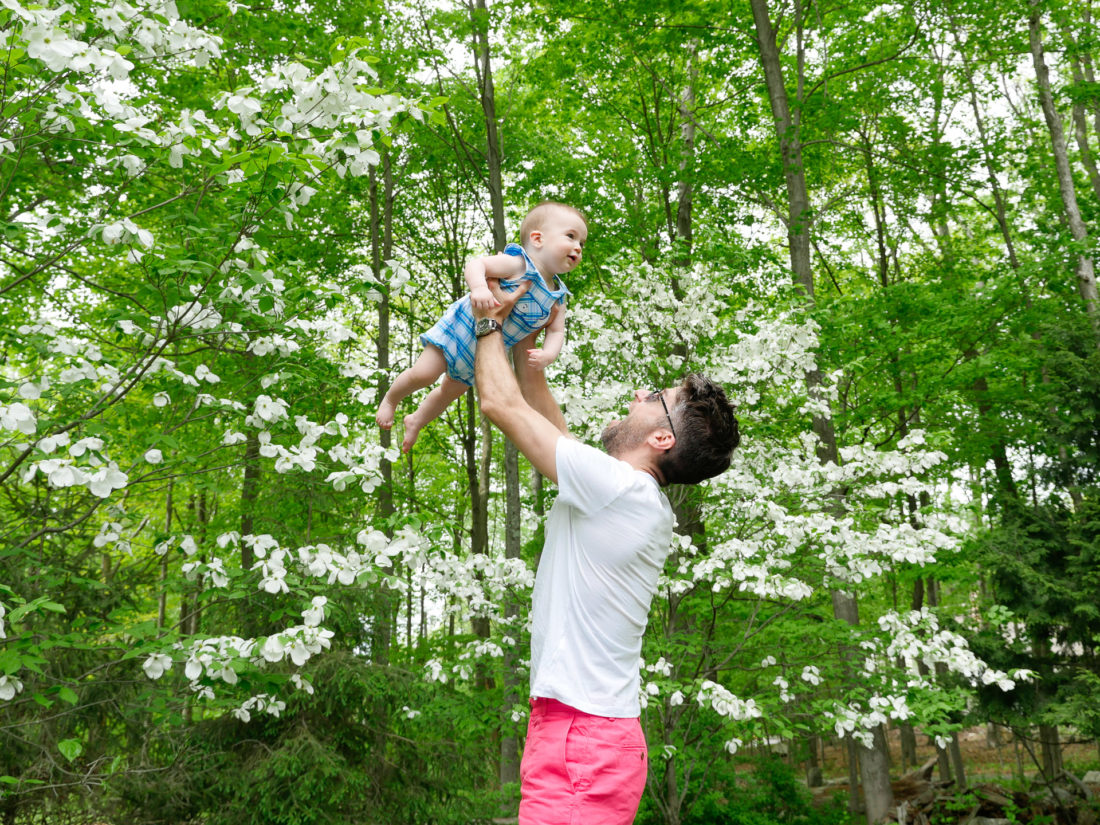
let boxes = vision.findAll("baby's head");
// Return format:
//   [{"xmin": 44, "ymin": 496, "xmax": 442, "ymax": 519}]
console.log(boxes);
[{"xmin": 519, "ymin": 202, "xmax": 588, "ymax": 250}]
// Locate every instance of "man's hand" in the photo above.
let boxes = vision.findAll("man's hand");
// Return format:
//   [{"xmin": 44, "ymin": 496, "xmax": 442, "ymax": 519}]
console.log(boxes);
[{"xmin": 472, "ymin": 279, "xmax": 530, "ymax": 323}]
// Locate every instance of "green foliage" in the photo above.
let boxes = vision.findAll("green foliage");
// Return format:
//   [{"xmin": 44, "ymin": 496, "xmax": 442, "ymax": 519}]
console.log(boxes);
[
  {"xmin": 638, "ymin": 758, "xmax": 851, "ymax": 825},
  {"xmin": 3, "ymin": 0, "xmax": 1100, "ymax": 822},
  {"xmin": 961, "ymin": 320, "xmax": 1100, "ymax": 737}
]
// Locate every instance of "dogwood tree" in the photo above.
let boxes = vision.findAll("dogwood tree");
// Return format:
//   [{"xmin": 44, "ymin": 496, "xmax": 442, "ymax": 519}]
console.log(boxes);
[{"xmin": 0, "ymin": 0, "xmax": 430, "ymax": 784}]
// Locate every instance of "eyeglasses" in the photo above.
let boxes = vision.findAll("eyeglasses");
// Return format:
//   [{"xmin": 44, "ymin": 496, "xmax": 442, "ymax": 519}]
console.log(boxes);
[{"xmin": 645, "ymin": 389, "xmax": 676, "ymax": 440}]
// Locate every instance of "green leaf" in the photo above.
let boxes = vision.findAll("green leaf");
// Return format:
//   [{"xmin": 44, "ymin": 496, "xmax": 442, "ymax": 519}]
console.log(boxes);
[
  {"xmin": 58, "ymin": 739, "xmax": 83, "ymax": 763},
  {"xmin": 6, "ymin": 603, "xmax": 32, "ymax": 623},
  {"xmin": 58, "ymin": 687, "xmax": 78, "ymax": 705}
]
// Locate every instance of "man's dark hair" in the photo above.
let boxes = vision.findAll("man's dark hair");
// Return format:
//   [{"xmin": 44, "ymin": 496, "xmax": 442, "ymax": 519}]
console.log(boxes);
[{"xmin": 657, "ymin": 374, "xmax": 740, "ymax": 485}]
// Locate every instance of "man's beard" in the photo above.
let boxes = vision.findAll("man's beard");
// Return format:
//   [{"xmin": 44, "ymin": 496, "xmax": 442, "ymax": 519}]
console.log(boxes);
[{"xmin": 600, "ymin": 417, "xmax": 648, "ymax": 456}]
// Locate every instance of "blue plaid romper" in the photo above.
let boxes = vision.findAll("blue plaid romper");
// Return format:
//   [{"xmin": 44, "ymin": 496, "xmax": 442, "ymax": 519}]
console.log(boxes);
[{"xmin": 420, "ymin": 243, "xmax": 570, "ymax": 387}]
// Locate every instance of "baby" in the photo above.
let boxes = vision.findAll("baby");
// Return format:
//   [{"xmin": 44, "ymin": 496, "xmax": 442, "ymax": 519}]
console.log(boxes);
[{"xmin": 376, "ymin": 201, "xmax": 587, "ymax": 451}]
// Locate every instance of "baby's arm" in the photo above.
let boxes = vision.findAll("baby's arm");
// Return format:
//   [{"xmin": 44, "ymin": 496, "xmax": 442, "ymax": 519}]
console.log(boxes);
[
  {"xmin": 465, "ymin": 252, "xmax": 526, "ymax": 311},
  {"xmin": 526, "ymin": 305, "xmax": 566, "ymax": 370}
]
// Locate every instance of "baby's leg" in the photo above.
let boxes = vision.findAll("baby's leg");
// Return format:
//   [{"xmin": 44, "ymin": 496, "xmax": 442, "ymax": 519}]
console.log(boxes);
[
  {"xmin": 402, "ymin": 376, "xmax": 469, "ymax": 452},
  {"xmin": 376, "ymin": 346, "xmax": 448, "ymax": 429}
]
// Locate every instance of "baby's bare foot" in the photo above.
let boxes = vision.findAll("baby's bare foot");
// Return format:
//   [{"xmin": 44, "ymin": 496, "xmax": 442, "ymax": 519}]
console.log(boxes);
[
  {"xmin": 376, "ymin": 398, "xmax": 396, "ymax": 429},
  {"xmin": 401, "ymin": 411, "xmax": 425, "ymax": 453}
]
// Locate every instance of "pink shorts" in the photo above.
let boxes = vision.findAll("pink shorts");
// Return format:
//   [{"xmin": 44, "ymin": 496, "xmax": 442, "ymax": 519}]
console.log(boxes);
[{"xmin": 519, "ymin": 697, "xmax": 648, "ymax": 825}]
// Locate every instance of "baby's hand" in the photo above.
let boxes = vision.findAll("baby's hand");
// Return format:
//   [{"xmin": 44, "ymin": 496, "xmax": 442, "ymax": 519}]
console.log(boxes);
[
  {"xmin": 470, "ymin": 286, "xmax": 500, "ymax": 310},
  {"xmin": 527, "ymin": 348, "xmax": 556, "ymax": 370}
]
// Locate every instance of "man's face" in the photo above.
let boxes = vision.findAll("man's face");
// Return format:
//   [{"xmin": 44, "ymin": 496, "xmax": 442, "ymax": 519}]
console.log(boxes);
[{"xmin": 601, "ymin": 388, "xmax": 679, "ymax": 456}]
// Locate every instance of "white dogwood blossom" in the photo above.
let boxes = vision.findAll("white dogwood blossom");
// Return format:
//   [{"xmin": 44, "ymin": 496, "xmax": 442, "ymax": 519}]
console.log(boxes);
[
  {"xmin": 872, "ymin": 608, "xmax": 1030, "ymax": 689},
  {"xmin": 0, "ymin": 675, "xmax": 25, "ymax": 702},
  {"xmin": 233, "ymin": 694, "xmax": 286, "ymax": 722},
  {"xmin": 0, "ymin": 402, "xmax": 36, "ymax": 435},
  {"xmin": 695, "ymin": 681, "xmax": 763, "ymax": 722},
  {"xmin": 143, "ymin": 653, "xmax": 173, "ymax": 680}
]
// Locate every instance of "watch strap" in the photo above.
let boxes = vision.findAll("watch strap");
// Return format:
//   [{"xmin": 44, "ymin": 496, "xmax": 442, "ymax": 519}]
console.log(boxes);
[{"xmin": 476, "ymin": 318, "xmax": 503, "ymax": 338}]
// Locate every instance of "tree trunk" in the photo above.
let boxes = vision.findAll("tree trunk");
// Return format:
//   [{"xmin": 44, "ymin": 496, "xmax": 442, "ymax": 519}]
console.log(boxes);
[
  {"xmin": 500, "ymin": 439, "xmax": 522, "ymax": 790},
  {"xmin": 1039, "ymin": 724, "xmax": 1062, "ymax": 780},
  {"xmin": 472, "ymin": 0, "xmax": 522, "ymax": 791},
  {"xmin": 951, "ymin": 26, "xmax": 1021, "ymax": 271},
  {"xmin": 662, "ymin": 747, "xmax": 682, "ymax": 825},
  {"xmin": 806, "ymin": 733, "xmax": 824, "ymax": 787},
  {"xmin": 899, "ymin": 725, "xmax": 918, "ymax": 771},
  {"xmin": 926, "ymin": 60, "xmax": 953, "ymax": 259},
  {"xmin": 898, "ymin": 575, "xmax": 923, "ymax": 771},
  {"xmin": 672, "ymin": 40, "xmax": 697, "ymax": 275},
  {"xmin": 845, "ymin": 739, "xmax": 863, "ymax": 816},
  {"xmin": 949, "ymin": 22, "xmax": 1032, "ymax": 505},
  {"xmin": 750, "ymin": 0, "xmax": 813, "ymax": 300},
  {"xmin": 369, "ymin": 150, "xmax": 396, "ymax": 683},
  {"xmin": 834, "ymin": 589, "xmax": 895, "ymax": 819},
  {"xmin": 922, "ymin": 577, "xmax": 954, "ymax": 784},
  {"xmin": 1028, "ymin": 0, "xmax": 1100, "ymax": 339},
  {"xmin": 471, "ymin": 0, "xmax": 506, "ymax": 249},
  {"xmin": 650, "ymin": 54, "xmax": 709, "ymax": 825},
  {"xmin": 157, "ymin": 481, "xmax": 172, "ymax": 629},
  {"xmin": 192, "ymin": 492, "xmax": 206, "ymax": 636},
  {"xmin": 239, "ymin": 430, "xmax": 260, "ymax": 571},
  {"xmin": 832, "ymin": 592, "xmax": 863, "ymax": 816},
  {"xmin": 1077, "ymin": 8, "xmax": 1100, "ymax": 141},
  {"xmin": 986, "ymin": 723, "xmax": 1002, "ymax": 749},
  {"xmin": 1057, "ymin": 18, "xmax": 1100, "ymax": 200},
  {"xmin": 750, "ymin": 2, "xmax": 892, "ymax": 819},
  {"xmin": 373, "ymin": 153, "xmax": 395, "ymax": 524},
  {"xmin": 859, "ymin": 726, "xmax": 894, "ymax": 820},
  {"xmin": 476, "ymin": 410, "xmax": 493, "ymax": 558},
  {"xmin": 948, "ymin": 733, "xmax": 968, "ymax": 791},
  {"xmin": 862, "ymin": 131, "xmax": 891, "ymax": 289},
  {"xmin": 748, "ymin": 0, "xmax": 838, "ymax": 464},
  {"xmin": 1071, "ymin": 100, "xmax": 1100, "ymax": 202}
]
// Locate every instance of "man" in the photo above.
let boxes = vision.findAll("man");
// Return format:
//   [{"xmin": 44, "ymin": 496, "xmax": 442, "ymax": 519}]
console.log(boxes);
[{"xmin": 472, "ymin": 284, "xmax": 740, "ymax": 825}]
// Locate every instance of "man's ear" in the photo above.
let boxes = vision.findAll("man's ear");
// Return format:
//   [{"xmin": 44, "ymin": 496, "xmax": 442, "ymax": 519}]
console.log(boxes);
[{"xmin": 647, "ymin": 429, "xmax": 675, "ymax": 452}]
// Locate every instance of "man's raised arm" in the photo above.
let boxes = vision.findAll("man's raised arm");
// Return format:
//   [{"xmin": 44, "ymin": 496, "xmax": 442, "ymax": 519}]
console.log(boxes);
[
  {"xmin": 474, "ymin": 287, "xmax": 566, "ymax": 484},
  {"xmin": 512, "ymin": 331, "xmax": 569, "ymax": 437}
]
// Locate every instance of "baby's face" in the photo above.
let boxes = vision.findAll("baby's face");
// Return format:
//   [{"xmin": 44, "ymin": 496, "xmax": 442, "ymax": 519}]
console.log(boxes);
[{"xmin": 531, "ymin": 209, "xmax": 587, "ymax": 275}]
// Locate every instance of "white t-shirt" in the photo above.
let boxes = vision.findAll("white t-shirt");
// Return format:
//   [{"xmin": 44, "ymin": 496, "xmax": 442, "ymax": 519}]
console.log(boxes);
[{"xmin": 528, "ymin": 436, "xmax": 675, "ymax": 717}]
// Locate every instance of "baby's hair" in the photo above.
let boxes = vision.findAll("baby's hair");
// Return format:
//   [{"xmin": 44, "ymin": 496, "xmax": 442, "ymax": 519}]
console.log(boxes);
[{"xmin": 519, "ymin": 201, "xmax": 587, "ymax": 248}]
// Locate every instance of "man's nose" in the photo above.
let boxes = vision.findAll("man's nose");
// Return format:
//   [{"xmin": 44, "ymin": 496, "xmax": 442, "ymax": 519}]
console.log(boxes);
[{"xmin": 633, "ymin": 389, "xmax": 648, "ymax": 402}]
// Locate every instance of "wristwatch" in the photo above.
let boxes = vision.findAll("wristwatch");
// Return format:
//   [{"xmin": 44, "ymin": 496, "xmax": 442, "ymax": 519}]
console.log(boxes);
[{"xmin": 475, "ymin": 318, "xmax": 502, "ymax": 339}]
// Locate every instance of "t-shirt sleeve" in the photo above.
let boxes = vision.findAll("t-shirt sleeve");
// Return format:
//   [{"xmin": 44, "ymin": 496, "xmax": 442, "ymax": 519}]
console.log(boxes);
[{"xmin": 555, "ymin": 436, "xmax": 636, "ymax": 515}]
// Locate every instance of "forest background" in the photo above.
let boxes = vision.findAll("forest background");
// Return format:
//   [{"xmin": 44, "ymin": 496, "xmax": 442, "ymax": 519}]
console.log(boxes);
[{"xmin": 2, "ymin": 0, "xmax": 1099, "ymax": 822}]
